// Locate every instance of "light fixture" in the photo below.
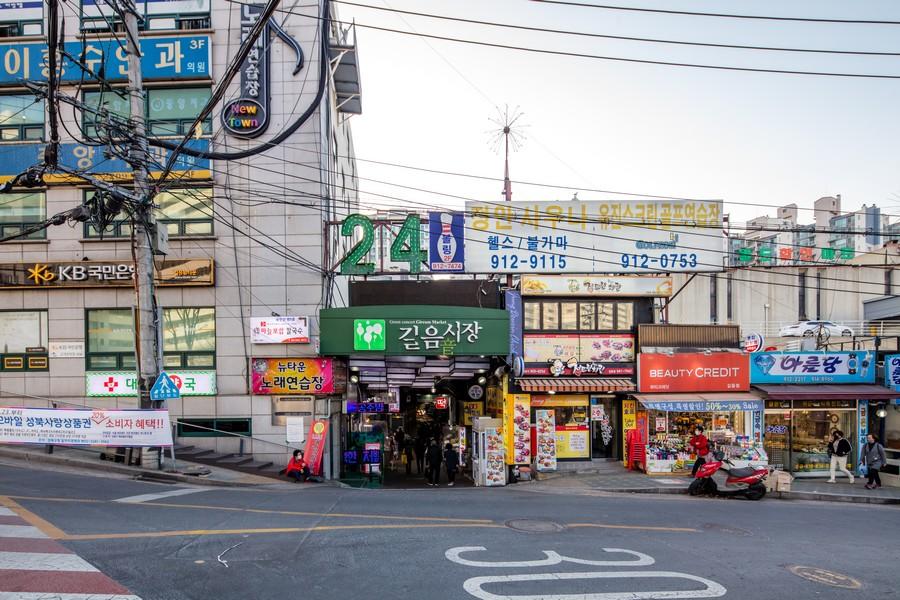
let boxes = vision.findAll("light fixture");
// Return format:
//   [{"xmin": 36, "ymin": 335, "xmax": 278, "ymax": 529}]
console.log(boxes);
[
  {"xmin": 477, "ymin": 375, "xmax": 487, "ymax": 385},
  {"xmin": 431, "ymin": 386, "xmax": 436, "ymax": 393},
  {"xmin": 876, "ymin": 406, "xmax": 887, "ymax": 418},
  {"xmin": 547, "ymin": 389, "xmax": 556, "ymax": 395},
  {"xmin": 349, "ymin": 374, "xmax": 359, "ymax": 384}
]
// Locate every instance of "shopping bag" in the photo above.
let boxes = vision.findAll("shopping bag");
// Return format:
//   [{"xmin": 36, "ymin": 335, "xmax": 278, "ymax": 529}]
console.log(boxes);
[{"xmin": 858, "ymin": 463, "xmax": 868, "ymax": 477}]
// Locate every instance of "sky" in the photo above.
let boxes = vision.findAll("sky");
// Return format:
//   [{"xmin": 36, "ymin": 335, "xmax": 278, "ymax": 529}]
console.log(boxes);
[{"xmin": 334, "ymin": 0, "xmax": 900, "ymax": 227}]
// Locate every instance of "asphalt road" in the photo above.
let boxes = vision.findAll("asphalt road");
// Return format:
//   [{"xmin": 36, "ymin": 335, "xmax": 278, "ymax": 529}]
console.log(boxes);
[{"xmin": 0, "ymin": 460, "xmax": 897, "ymax": 600}]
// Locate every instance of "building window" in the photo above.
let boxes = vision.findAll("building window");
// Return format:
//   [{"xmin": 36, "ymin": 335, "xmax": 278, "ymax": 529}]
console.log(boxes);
[
  {"xmin": 524, "ymin": 301, "xmax": 540, "ymax": 330},
  {"xmin": 86, "ymin": 307, "xmax": 215, "ymax": 370},
  {"xmin": 0, "ymin": 19, "xmax": 42, "ymax": 37},
  {"xmin": 886, "ymin": 269, "xmax": 893, "ymax": 296},
  {"xmin": 560, "ymin": 302, "xmax": 578, "ymax": 330},
  {"xmin": 816, "ymin": 270, "xmax": 823, "ymax": 320},
  {"xmin": 710, "ymin": 274, "xmax": 718, "ymax": 324},
  {"xmin": 0, "ymin": 310, "xmax": 48, "ymax": 371},
  {"xmin": 726, "ymin": 273, "xmax": 733, "ymax": 321},
  {"xmin": 81, "ymin": 3, "xmax": 210, "ymax": 32},
  {"xmin": 0, "ymin": 192, "xmax": 46, "ymax": 240},
  {"xmin": 177, "ymin": 418, "xmax": 251, "ymax": 438},
  {"xmin": 523, "ymin": 300, "xmax": 635, "ymax": 332},
  {"xmin": 0, "ymin": 95, "xmax": 44, "ymax": 141},
  {"xmin": 83, "ymin": 88, "xmax": 212, "ymax": 138},
  {"xmin": 84, "ymin": 188, "xmax": 214, "ymax": 238},
  {"xmin": 798, "ymin": 270, "xmax": 808, "ymax": 321},
  {"xmin": 542, "ymin": 303, "xmax": 559, "ymax": 330}
]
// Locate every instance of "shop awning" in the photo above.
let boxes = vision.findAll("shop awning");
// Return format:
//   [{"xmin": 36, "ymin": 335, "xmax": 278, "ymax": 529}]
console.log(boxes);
[
  {"xmin": 753, "ymin": 384, "xmax": 900, "ymax": 401},
  {"xmin": 517, "ymin": 378, "xmax": 635, "ymax": 393},
  {"xmin": 632, "ymin": 392, "xmax": 764, "ymax": 412}
]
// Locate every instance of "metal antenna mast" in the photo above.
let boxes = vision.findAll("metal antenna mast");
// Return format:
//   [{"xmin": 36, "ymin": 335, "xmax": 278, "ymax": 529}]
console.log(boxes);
[{"xmin": 489, "ymin": 105, "xmax": 526, "ymax": 202}]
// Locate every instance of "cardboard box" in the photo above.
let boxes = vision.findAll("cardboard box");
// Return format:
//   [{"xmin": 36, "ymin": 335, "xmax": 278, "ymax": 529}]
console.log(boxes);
[{"xmin": 774, "ymin": 470, "xmax": 794, "ymax": 492}]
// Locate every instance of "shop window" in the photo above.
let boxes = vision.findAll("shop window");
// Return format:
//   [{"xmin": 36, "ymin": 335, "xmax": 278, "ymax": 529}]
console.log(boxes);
[
  {"xmin": 177, "ymin": 418, "xmax": 251, "ymax": 438},
  {"xmin": 578, "ymin": 302, "xmax": 595, "ymax": 330},
  {"xmin": 0, "ymin": 310, "xmax": 48, "ymax": 371},
  {"xmin": 542, "ymin": 303, "xmax": 559, "ymax": 330},
  {"xmin": 798, "ymin": 270, "xmax": 808, "ymax": 320},
  {"xmin": 523, "ymin": 301, "xmax": 541, "ymax": 330},
  {"xmin": 0, "ymin": 20, "xmax": 42, "ymax": 36},
  {"xmin": 560, "ymin": 302, "xmax": 578, "ymax": 330},
  {"xmin": 86, "ymin": 307, "xmax": 215, "ymax": 370},
  {"xmin": 597, "ymin": 303, "xmax": 614, "ymax": 330},
  {"xmin": 84, "ymin": 188, "xmax": 214, "ymax": 238},
  {"xmin": 709, "ymin": 274, "xmax": 718, "ymax": 324},
  {"xmin": 616, "ymin": 302, "xmax": 634, "ymax": 330},
  {"xmin": 726, "ymin": 273, "xmax": 733, "ymax": 321},
  {"xmin": 81, "ymin": 2, "xmax": 210, "ymax": 32},
  {"xmin": 0, "ymin": 192, "xmax": 46, "ymax": 240},
  {"xmin": 0, "ymin": 94, "xmax": 44, "ymax": 141},
  {"xmin": 82, "ymin": 87, "xmax": 212, "ymax": 139}
]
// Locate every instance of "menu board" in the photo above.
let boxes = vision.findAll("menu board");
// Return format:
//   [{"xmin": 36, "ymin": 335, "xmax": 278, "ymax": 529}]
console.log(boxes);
[
  {"xmin": 535, "ymin": 410, "xmax": 557, "ymax": 472},
  {"xmin": 484, "ymin": 427, "xmax": 506, "ymax": 486},
  {"xmin": 511, "ymin": 397, "xmax": 531, "ymax": 465},
  {"xmin": 556, "ymin": 424, "xmax": 590, "ymax": 459}
]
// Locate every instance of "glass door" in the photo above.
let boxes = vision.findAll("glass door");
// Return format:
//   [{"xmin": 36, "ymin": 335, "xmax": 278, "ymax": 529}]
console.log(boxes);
[
  {"xmin": 764, "ymin": 411, "xmax": 791, "ymax": 471},
  {"xmin": 590, "ymin": 397, "xmax": 617, "ymax": 459}
]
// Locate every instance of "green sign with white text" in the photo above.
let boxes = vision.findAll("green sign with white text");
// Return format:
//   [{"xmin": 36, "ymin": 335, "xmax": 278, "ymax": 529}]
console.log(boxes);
[{"xmin": 321, "ymin": 306, "xmax": 509, "ymax": 356}]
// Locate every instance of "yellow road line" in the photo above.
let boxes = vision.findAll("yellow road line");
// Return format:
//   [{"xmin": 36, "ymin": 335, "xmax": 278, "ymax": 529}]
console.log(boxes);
[
  {"xmin": 0, "ymin": 495, "xmax": 68, "ymax": 539},
  {"xmin": 63, "ymin": 522, "xmax": 504, "ymax": 541},
  {"xmin": 567, "ymin": 523, "xmax": 698, "ymax": 533}
]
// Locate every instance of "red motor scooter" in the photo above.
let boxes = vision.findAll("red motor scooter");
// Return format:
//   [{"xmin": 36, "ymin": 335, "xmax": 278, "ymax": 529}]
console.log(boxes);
[{"xmin": 688, "ymin": 451, "xmax": 768, "ymax": 501}]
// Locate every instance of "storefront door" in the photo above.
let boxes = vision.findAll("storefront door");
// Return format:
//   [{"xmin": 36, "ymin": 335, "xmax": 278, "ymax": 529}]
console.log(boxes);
[
  {"xmin": 590, "ymin": 397, "xmax": 617, "ymax": 459},
  {"xmin": 763, "ymin": 411, "xmax": 790, "ymax": 471}
]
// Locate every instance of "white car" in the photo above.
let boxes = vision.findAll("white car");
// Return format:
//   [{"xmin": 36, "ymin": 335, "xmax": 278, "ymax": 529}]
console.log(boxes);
[{"xmin": 778, "ymin": 321, "xmax": 854, "ymax": 338}]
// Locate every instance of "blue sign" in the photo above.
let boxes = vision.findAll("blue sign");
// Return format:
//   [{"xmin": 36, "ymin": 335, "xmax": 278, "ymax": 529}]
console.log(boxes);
[
  {"xmin": 150, "ymin": 372, "xmax": 180, "ymax": 401},
  {"xmin": 428, "ymin": 211, "xmax": 465, "ymax": 272},
  {"xmin": 505, "ymin": 289, "xmax": 523, "ymax": 364},
  {"xmin": 638, "ymin": 399, "xmax": 763, "ymax": 412},
  {"xmin": 884, "ymin": 354, "xmax": 900, "ymax": 391},
  {"xmin": 0, "ymin": 35, "xmax": 211, "ymax": 86},
  {"xmin": 0, "ymin": 139, "xmax": 211, "ymax": 181},
  {"xmin": 346, "ymin": 402, "xmax": 385, "ymax": 414},
  {"xmin": 749, "ymin": 351, "xmax": 874, "ymax": 384}
]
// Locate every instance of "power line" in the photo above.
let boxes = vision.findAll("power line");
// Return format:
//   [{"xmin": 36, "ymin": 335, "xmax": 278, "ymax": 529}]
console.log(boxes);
[
  {"xmin": 336, "ymin": 1, "xmax": 900, "ymax": 56},
  {"xmin": 528, "ymin": 1, "xmax": 900, "ymax": 25}
]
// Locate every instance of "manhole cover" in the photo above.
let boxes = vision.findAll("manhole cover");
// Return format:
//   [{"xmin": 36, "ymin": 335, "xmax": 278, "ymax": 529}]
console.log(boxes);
[
  {"xmin": 787, "ymin": 565, "xmax": 862, "ymax": 589},
  {"xmin": 702, "ymin": 523, "xmax": 752, "ymax": 537},
  {"xmin": 505, "ymin": 519, "xmax": 566, "ymax": 533}
]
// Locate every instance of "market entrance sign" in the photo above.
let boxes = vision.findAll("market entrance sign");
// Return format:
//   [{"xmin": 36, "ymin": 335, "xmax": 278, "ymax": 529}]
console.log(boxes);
[
  {"xmin": 750, "ymin": 351, "xmax": 874, "ymax": 384},
  {"xmin": 320, "ymin": 306, "xmax": 509, "ymax": 356}
]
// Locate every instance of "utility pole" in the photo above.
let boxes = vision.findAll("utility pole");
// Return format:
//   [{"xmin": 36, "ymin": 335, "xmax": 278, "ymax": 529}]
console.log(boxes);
[{"xmin": 123, "ymin": 0, "xmax": 162, "ymax": 411}]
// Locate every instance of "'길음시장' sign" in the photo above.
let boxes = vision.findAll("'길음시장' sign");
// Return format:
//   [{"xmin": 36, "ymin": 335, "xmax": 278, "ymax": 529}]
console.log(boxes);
[{"xmin": 0, "ymin": 407, "xmax": 172, "ymax": 447}]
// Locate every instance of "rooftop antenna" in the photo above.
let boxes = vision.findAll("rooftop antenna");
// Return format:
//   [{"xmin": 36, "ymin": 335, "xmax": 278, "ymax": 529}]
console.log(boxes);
[{"xmin": 488, "ymin": 105, "xmax": 526, "ymax": 202}]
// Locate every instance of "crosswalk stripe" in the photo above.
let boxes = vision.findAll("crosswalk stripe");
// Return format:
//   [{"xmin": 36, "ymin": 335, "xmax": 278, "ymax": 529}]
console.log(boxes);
[
  {"xmin": 0, "ymin": 551, "xmax": 99, "ymax": 572},
  {"xmin": 112, "ymin": 488, "xmax": 210, "ymax": 504},
  {"xmin": 0, "ymin": 525, "xmax": 47, "ymax": 539},
  {"xmin": 0, "ymin": 595, "xmax": 142, "ymax": 600}
]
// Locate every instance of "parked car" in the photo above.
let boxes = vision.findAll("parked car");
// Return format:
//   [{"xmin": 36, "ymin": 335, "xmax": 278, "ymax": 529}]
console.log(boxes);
[{"xmin": 778, "ymin": 320, "xmax": 854, "ymax": 337}]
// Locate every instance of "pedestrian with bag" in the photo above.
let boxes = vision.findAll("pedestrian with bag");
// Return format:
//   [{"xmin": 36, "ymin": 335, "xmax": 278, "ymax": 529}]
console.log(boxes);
[
  {"xmin": 827, "ymin": 429, "xmax": 854, "ymax": 484},
  {"xmin": 861, "ymin": 433, "xmax": 887, "ymax": 489},
  {"xmin": 425, "ymin": 439, "xmax": 442, "ymax": 487},
  {"xmin": 444, "ymin": 442, "xmax": 459, "ymax": 487}
]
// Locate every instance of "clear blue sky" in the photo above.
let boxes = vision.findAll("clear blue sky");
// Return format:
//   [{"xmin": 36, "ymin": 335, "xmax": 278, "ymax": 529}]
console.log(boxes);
[{"xmin": 337, "ymin": 0, "xmax": 900, "ymax": 226}]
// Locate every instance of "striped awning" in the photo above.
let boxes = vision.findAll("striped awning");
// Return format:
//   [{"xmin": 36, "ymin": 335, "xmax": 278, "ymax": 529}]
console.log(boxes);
[{"xmin": 516, "ymin": 378, "xmax": 635, "ymax": 393}]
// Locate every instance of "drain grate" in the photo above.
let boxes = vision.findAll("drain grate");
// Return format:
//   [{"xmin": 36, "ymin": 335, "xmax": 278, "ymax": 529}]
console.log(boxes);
[
  {"xmin": 505, "ymin": 519, "xmax": 566, "ymax": 533},
  {"xmin": 787, "ymin": 565, "xmax": 862, "ymax": 589}
]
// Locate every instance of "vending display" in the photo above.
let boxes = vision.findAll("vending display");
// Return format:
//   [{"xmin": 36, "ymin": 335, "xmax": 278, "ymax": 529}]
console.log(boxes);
[
  {"xmin": 535, "ymin": 409, "xmax": 557, "ymax": 472},
  {"xmin": 473, "ymin": 417, "xmax": 507, "ymax": 487}
]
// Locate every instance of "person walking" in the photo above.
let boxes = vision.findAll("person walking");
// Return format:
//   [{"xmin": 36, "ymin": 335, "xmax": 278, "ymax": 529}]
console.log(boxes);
[
  {"xmin": 861, "ymin": 433, "xmax": 887, "ymax": 489},
  {"xmin": 404, "ymin": 433, "xmax": 414, "ymax": 476},
  {"xmin": 425, "ymin": 439, "xmax": 442, "ymax": 487},
  {"xmin": 444, "ymin": 442, "xmax": 460, "ymax": 487},
  {"xmin": 414, "ymin": 435, "xmax": 426, "ymax": 475},
  {"xmin": 689, "ymin": 425, "xmax": 710, "ymax": 477},
  {"xmin": 827, "ymin": 430, "xmax": 854, "ymax": 484}
]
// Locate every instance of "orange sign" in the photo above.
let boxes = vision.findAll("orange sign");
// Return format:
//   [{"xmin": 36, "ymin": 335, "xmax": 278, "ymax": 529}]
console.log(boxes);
[
  {"xmin": 303, "ymin": 419, "xmax": 329, "ymax": 476},
  {"xmin": 638, "ymin": 353, "xmax": 749, "ymax": 393}
]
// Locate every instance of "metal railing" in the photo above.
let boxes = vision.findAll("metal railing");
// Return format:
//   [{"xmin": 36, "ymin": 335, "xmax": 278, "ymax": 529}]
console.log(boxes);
[{"xmin": 726, "ymin": 320, "xmax": 900, "ymax": 339}]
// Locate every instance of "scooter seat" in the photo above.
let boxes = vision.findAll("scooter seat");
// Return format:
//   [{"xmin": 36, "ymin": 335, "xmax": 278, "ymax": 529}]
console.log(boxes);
[{"xmin": 728, "ymin": 467, "xmax": 759, "ymax": 478}]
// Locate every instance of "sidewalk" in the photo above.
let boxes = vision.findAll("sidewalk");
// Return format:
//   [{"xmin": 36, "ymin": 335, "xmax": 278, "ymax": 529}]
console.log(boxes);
[
  {"xmin": 530, "ymin": 469, "xmax": 900, "ymax": 505},
  {"xmin": 0, "ymin": 444, "xmax": 298, "ymax": 489}
]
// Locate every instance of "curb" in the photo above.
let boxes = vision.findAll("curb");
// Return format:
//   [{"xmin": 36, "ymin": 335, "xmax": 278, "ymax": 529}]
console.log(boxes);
[{"xmin": 564, "ymin": 485, "xmax": 900, "ymax": 505}]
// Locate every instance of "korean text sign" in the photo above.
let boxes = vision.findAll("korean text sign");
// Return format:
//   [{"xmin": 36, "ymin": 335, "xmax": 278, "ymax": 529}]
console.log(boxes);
[
  {"xmin": 0, "ymin": 35, "xmax": 211, "ymax": 86},
  {"xmin": 251, "ymin": 358, "xmax": 335, "ymax": 395},
  {"xmin": 638, "ymin": 353, "xmax": 750, "ymax": 393},
  {"xmin": 465, "ymin": 200, "xmax": 724, "ymax": 274},
  {"xmin": 250, "ymin": 316, "xmax": 310, "ymax": 344},
  {"xmin": 749, "ymin": 351, "xmax": 874, "ymax": 384},
  {"xmin": 86, "ymin": 371, "xmax": 215, "ymax": 397},
  {"xmin": 885, "ymin": 354, "xmax": 900, "ymax": 391},
  {"xmin": 303, "ymin": 419, "xmax": 329, "ymax": 476},
  {"xmin": 0, "ymin": 407, "xmax": 172, "ymax": 447}
]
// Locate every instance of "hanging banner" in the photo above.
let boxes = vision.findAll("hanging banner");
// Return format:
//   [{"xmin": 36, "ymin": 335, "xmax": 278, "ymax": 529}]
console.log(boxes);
[
  {"xmin": 251, "ymin": 358, "xmax": 340, "ymax": 395},
  {"xmin": 750, "ymin": 351, "xmax": 874, "ymax": 384},
  {"xmin": 465, "ymin": 200, "xmax": 724, "ymax": 274},
  {"xmin": 535, "ymin": 409, "xmax": 557, "ymax": 472},
  {"xmin": 428, "ymin": 211, "xmax": 465, "ymax": 272},
  {"xmin": 521, "ymin": 275, "xmax": 673, "ymax": 297},
  {"xmin": 303, "ymin": 419, "xmax": 329, "ymax": 476},
  {"xmin": 0, "ymin": 407, "xmax": 172, "ymax": 447},
  {"xmin": 503, "ymin": 394, "xmax": 531, "ymax": 465},
  {"xmin": 250, "ymin": 316, "xmax": 310, "ymax": 344},
  {"xmin": 883, "ymin": 354, "xmax": 900, "ymax": 391},
  {"xmin": 86, "ymin": 371, "xmax": 216, "ymax": 397}
]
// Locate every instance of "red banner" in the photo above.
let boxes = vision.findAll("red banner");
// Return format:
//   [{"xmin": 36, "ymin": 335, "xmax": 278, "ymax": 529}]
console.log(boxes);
[
  {"xmin": 303, "ymin": 419, "xmax": 329, "ymax": 476},
  {"xmin": 638, "ymin": 353, "xmax": 749, "ymax": 393}
]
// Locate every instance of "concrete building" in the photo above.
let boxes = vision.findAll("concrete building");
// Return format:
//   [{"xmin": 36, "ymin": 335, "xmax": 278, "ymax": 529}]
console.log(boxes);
[{"xmin": 0, "ymin": 1, "xmax": 360, "ymax": 476}]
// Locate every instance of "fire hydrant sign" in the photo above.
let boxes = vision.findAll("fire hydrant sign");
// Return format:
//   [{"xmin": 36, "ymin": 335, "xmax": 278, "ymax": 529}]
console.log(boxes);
[{"xmin": 0, "ymin": 407, "xmax": 173, "ymax": 447}]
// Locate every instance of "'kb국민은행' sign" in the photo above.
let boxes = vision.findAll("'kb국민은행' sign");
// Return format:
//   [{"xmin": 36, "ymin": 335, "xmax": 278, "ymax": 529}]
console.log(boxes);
[
  {"xmin": 319, "ymin": 306, "xmax": 510, "ymax": 356},
  {"xmin": 0, "ymin": 258, "xmax": 213, "ymax": 289},
  {"xmin": 250, "ymin": 358, "xmax": 342, "ymax": 395},
  {"xmin": 749, "ymin": 351, "xmax": 875, "ymax": 384},
  {"xmin": 0, "ymin": 407, "xmax": 173, "ymax": 447},
  {"xmin": 86, "ymin": 371, "xmax": 216, "ymax": 397}
]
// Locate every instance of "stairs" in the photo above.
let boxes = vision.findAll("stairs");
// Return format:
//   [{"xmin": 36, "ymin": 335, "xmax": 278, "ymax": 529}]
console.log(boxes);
[{"xmin": 173, "ymin": 444, "xmax": 281, "ymax": 480}]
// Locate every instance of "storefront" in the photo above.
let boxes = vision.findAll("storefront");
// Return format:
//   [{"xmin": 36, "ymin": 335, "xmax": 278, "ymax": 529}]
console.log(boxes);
[
  {"xmin": 629, "ymin": 351, "xmax": 764, "ymax": 474},
  {"xmin": 751, "ymin": 350, "xmax": 898, "ymax": 477}
]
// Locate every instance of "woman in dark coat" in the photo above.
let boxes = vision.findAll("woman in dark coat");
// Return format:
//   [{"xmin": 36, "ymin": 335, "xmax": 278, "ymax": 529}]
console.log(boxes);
[
  {"xmin": 444, "ymin": 442, "xmax": 460, "ymax": 487},
  {"xmin": 862, "ymin": 433, "xmax": 887, "ymax": 489}
]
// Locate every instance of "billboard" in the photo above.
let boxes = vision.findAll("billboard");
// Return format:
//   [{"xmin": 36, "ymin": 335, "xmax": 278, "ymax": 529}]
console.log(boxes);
[
  {"xmin": 0, "ymin": 407, "xmax": 172, "ymax": 447},
  {"xmin": 521, "ymin": 275, "xmax": 673, "ymax": 297},
  {"xmin": 523, "ymin": 334, "xmax": 635, "ymax": 376},
  {"xmin": 465, "ymin": 200, "xmax": 724, "ymax": 274},
  {"xmin": 250, "ymin": 358, "xmax": 341, "ymax": 395},
  {"xmin": 428, "ymin": 211, "xmax": 465, "ymax": 272},
  {"xmin": 638, "ymin": 353, "xmax": 749, "ymax": 393},
  {"xmin": 750, "ymin": 351, "xmax": 875, "ymax": 384},
  {"xmin": 250, "ymin": 316, "xmax": 310, "ymax": 344}
]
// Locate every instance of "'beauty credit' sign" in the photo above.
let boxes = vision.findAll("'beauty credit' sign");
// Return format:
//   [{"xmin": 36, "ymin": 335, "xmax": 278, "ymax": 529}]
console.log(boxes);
[
  {"xmin": 749, "ymin": 351, "xmax": 874, "ymax": 384},
  {"xmin": 0, "ymin": 407, "xmax": 172, "ymax": 447},
  {"xmin": 638, "ymin": 353, "xmax": 749, "ymax": 393}
]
